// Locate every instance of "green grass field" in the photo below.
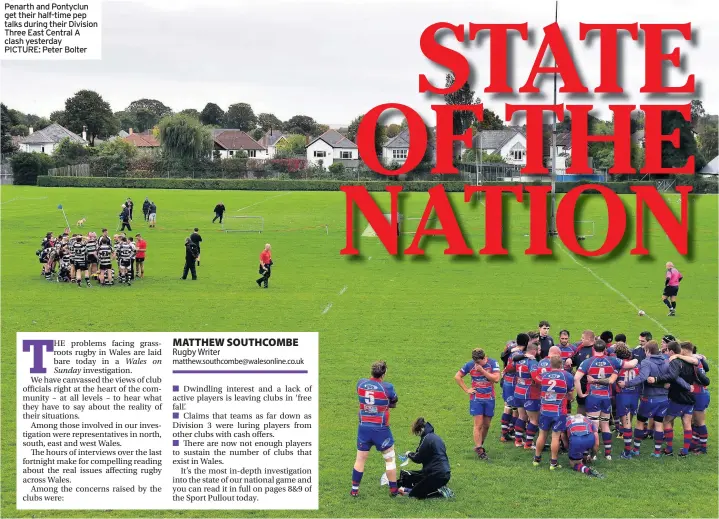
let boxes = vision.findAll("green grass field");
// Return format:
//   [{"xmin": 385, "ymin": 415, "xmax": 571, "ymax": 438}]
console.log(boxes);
[{"xmin": 1, "ymin": 185, "xmax": 717, "ymax": 518}]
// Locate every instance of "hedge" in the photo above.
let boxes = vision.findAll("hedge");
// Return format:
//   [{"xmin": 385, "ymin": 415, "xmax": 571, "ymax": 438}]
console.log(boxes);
[{"xmin": 37, "ymin": 176, "xmax": 666, "ymax": 194}]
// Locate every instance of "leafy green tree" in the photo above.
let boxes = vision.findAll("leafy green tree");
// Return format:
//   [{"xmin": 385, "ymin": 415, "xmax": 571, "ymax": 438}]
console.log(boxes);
[
  {"xmin": 53, "ymin": 137, "xmax": 90, "ymax": 166},
  {"xmin": 474, "ymin": 107, "xmax": 505, "ymax": 131},
  {"xmin": 114, "ymin": 111, "xmax": 137, "ymax": 132},
  {"xmin": 97, "ymin": 138, "xmax": 138, "ymax": 160},
  {"xmin": 50, "ymin": 110, "xmax": 67, "ymax": 125},
  {"xmin": 386, "ymin": 124, "xmax": 401, "ymax": 139},
  {"xmin": 258, "ymin": 113, "xmax": 283, "ymax": 132},
  {"xmin": 11, "ymin": 152, "xmax": 54, "ymax": 184},
  {"xmin": 179, "ymin": 109, "xmax": 201, "ymax": 119},
  {"xmin": 10, "ymin": 125, "xmax": 28, "ymax": 136},
  {"xmin": 275, "ymin": 134, "xmax": 307, "ymax": 156},
  {"xmin": 283, "ymin": 115, "xmax": 318, "ymax": 136},
  {"xmin": 224, "ymin": 103, "xmax": 257, "ymax": 131},
  {"xmin": 125, "ymin": 99, "xmax": 172, "ymax": 132},
  {"xmin": 200, "ymin": 103, "xmax": 225, "ymax": 126},
  {"xmin": 64, "ymin": 90, "xmax": 118, "ymax": 145},
  {"xmin": 1, "ymin": 103, "xmax": 17, "ymax": 154},
  {"xmin": 158, "ymin": 113, "xmax": 213, "ymax": 160}
]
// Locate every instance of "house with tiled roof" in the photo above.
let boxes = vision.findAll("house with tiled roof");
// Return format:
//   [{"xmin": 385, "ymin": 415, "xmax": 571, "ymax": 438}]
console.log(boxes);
[
  {"xmin": 258, "ymin": 129, "xmax": 287, "ymax": 158},
  {"xmin": 306, "ymin": 129, "xmax": 358, "ymax": 169},
  {"xmin": 462, "ymin": 129, "xmax": 527, "ymax": 166},
  {"xmin": 20, "ymin": 123, "xmax": 87, "ymax": 154},
  {"xmin": 212, "ymin": 129, "xmax": 267, "ymax": 159},
  {"xmin": 123, "ymin": 129, "xmax": 160, "ymax": 154}
]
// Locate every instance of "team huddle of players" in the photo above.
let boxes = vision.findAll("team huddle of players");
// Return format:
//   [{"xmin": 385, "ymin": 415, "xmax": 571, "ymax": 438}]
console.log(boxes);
[
  {"xmin": 37, "ymin": 229, "xmax": 147, "ymax": 286},
  {"xmin": 353, "ymin": 324, "xmax": 711, "ymax": 499},
  {"xmin": 456, "ymin": 324, "xmax": 710, "ymax": 478}
]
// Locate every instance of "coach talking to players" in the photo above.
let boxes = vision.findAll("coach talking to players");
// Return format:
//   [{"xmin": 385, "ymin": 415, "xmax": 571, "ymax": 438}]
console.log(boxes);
[{"xmin": 256, "ymin": 243, "xmax": 272, "ymax": 288}]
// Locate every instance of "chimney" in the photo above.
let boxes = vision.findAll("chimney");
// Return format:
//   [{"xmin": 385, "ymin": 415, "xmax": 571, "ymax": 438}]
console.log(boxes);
[
  {"xmin": 28, "ymin": 126, "xmax": 33, "ymax": 135},
  {"xmin": 129, "ymin": 128, "xmax": 133, "ymax": 135},
  {"xmin": 82, "ymin": 125, "xmax": 87, "ymax": 141}
]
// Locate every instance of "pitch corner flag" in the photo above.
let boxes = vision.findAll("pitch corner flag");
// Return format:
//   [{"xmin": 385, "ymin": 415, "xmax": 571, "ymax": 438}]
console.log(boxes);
[{"xmin": 57, "ymin": 204, "xmax": 63, "ymax": 210}]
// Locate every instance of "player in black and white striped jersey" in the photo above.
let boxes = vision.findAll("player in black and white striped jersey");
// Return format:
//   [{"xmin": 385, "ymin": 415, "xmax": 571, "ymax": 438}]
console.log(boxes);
[
  {"xmin": 97, "ymin": 237, "xmax": 115, "ymax": 286},
  {"xmin": 86, "ymin": 232, "xmax": 99, "ymax": 283},
  {"xmin": 71, "ymin": 234, "xmax": 91, "ymax": 287},
  {"xmin": 116, "ymin": 236, "xmax": 134, "ymax": 286}
]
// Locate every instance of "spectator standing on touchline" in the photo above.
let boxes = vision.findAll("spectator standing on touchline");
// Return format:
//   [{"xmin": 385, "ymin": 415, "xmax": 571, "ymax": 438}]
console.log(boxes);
[
  {"xmin": 213, "ymin": 202, "xmax": 226, "ymax": 224},
  {"xmin": 190, "ymin": 228, "xmax": 203, "ymax": 267},
  {"xmin": 256, "ymin": 243, "xmax": 272, "ymax": 288}
]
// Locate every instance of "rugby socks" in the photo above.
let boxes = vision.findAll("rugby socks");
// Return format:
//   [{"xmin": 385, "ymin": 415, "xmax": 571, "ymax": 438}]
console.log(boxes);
[
  {"xmin": 683, "ymin": 431, "xmax": 693, "ymax": 454},
  {"xmin": 509, "ymin": 414, "xmax": 517, "ymax": 436},
  {"xmin": 653, "ymin": 431, "xmax": 664, "ymax": 455},
  {"xmin": 389, "ymin": 481, "xmax": 398, "ymax": 496},
  {"xmin": 663, "ymin": 299, "xmax": 673, "ymax": 309},
  {"xmin": 623, "ymin": 428, "xmax": 633, "ymax": 454},
  {"xmin": 350, "ymin": 469, "xmax": 363, "ymax": 496},
  {"xmin": 696, "ymin": 425, "xmax": 708, "ymax": 452},
  {"xmin": 514, "ymin": 419, "xmax": 525, "ymax": 446},
  {"xmin": 672, "ymin": 301, "xmax": 677, "ymax": 309},
  {"xmin": 664, "ymin": 427, "xmax": 674, "ymax": 453},
  {"xmin": 602, "ymin": 432, "xmax": 612, "ymax": 457},
  {"xmin": 525, "ymin": 422, "xmax": 537, "ymax": 448},
  {"xmin": 550, "ymin": 458, "xmax": 558, "ymax": 468},
  {"xmin": 633, "ymin": 427, "xmax": 644, "ymax": 452},
  {"xmin": 573, "ymin": 463, "xmax": 590, "ymax": 474},
  {"xmin": 692, "ymin": 425, "xmax": 699, "ymax": 449},
  {"xmin": 501, "ymin": 413, "xmax": 511, "ymax": 436}
]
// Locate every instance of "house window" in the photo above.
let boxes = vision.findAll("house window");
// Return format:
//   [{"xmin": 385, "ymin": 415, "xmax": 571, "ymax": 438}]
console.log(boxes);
[
  {"xmin": 511, "ymin": 150, "xmax": 525, "ymax": 160},
  {"xmin": 314, "ymin": 150, "xmax": 327, "ymax": 158},
  {"xmin": 248, "ymin": 150, "xmax": 257, "ymax": 158},
  {"xmin": 340, "ymin": 151, "xmax": 352, "ymax": 159},
  {"xmin": 41, "ymin": 146, "xmax": 45, "ymax": 153},
  {"xmin": 229, "ymin": 151, "xmax": 234, "ymax": 157},
  {"xmin": 392, "ymin": 149, "xmax": 408, "ymax": 160},
  {"xmin": 509, "ymin": 142, "xmax": 526, "ymax": 161}
]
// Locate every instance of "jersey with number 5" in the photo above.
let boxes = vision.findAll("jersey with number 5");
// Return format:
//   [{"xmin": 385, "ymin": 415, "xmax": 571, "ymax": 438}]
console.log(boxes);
[
  {"xmin": 357, "ymin": 378, "xmax": 397, "ymax": 428},
  {"xmin": 614, "ymin": 365, "xmax": 640, "ymax": 395}
]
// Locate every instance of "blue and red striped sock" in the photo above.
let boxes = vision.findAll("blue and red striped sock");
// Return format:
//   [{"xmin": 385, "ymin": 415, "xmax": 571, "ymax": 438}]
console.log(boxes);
[
  {"xmin": 389, "ymin": 481, "xmax": 398, "ymax": 496},
  {"xmin": 525, "ymin": 422, "xmax": 537, "ymax": 447},
  {"xmin": 501, "ymin": 413, "xmax": 511, "ymax": 435},
  {"xmin": 633, "ymin": 427, "xmax": 644, "ymax": 451},
  {"xmin": 573, "ymin": 463, "xmax": 590, "ymax": 474},
  {"xmin": 664, "ymin": 427, "xmax": 674, "ymax": 452},
  {"xmin": 602, "ymin": 432, "xmax": 612, "ymax": 456},
  {"xmin": 696, "ymin": 425, "xmax": 708, "ymax": 452},
  {"xmin": 351, "ymin": 468, "xmax": 363, "ymax": 496},
  {"xmin": 683, "ymin": 431, "xmax": 693, "ymax": 453},
  {"xmin": 514, "ymin": 419, "xmax": 525, "ymax": 444},
  {"xmin": 509, "ymin": 414, "xmax": 517, "ymax": 435},
  {"xmin": 623, "ymin": 428, "xmax": 633, "ymax": 453},
  {"xmin": 653, "ymin": 431, "xmax": 664, "ymax": 455}
]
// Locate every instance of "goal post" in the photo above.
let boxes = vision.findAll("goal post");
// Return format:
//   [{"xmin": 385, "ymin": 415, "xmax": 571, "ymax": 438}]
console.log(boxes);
[
  {"xmin": 401, "ymin": 216, "xmax": 438, "ymax": 236},
  {"xmin": 223, "ymin": 216, "xmax": 264, "ymax": 233}
]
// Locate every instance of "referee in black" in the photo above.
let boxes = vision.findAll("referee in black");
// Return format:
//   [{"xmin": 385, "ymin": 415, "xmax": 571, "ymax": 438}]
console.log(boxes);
[{"xmin": 190, "ymin": 227, "xmax": 202, "ymax": 266}]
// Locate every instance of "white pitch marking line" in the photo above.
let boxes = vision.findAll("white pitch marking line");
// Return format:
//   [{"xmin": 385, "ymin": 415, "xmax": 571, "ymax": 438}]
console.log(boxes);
[
  {"xmin": 339, "ymin": 286, "xmax": 347, "ymax": 295},
  {"xmin": 236, "ymin": 192, "xmax": 292, "ymax": 212},
  {"xmin": 558, "ymin": 243, "xmax": 674, "ymax": 336},
  {"xmin": 322, "ymin": 303, "xmax": 333, "ymax": 315}
]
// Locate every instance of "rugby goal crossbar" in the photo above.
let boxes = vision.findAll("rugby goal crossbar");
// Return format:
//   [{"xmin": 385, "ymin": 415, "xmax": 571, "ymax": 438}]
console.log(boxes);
[
  {"xmin": 401, "ymin": 217, "xmax": 438, "ymax": 236},
  {"xmin": 223, "ymin": 215, "xmax": 264, "ymax": 233},
  {"xmin": 574, "ymin": 220, "xmax": 595, "ymax": 240}
]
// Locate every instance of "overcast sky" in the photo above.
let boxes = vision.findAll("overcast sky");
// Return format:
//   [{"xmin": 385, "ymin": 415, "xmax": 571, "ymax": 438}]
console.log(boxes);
[{"xmin": 1, "ymin": 0, "xmax": 715, "ymax": 127}]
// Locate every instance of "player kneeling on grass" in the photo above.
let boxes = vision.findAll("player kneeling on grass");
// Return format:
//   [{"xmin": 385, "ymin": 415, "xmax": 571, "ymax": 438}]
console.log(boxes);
[
  {"xmin": 534, "ymin": 355, "xmax": 574, "ymax": 470},
  {"xmin": 565, "ymin": 414, "xmax": 604, "ymax": 478},
  {"xmin": 455, "ymin": 348, "xmax": 500, "ymax": 460},
  {"xmin": 649, "ymin": 341, "xmax": 707, "ymax": 457},
  {"xmin": 352, "ymin": 361, "xmax": 399, "ymax": 498},
  {"xmin": 389, "ymin": 418, "xmax": 452, "ymax": 499}
]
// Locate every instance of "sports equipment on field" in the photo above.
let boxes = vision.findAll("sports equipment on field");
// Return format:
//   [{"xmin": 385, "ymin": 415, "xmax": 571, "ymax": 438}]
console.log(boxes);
[{"xmin": 638, "ymin": 310, "xmax": 645, "ymax": 316}]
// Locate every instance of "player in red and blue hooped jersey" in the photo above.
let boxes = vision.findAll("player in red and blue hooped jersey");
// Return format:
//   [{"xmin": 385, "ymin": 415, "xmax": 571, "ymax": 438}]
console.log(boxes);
[
  {"xmin": 606, "ymin": 342, "xmax": 641, "ymax": 459},
  {"xmin": 352, "ymin": 361, "xmax": 399, "ymax": 497},
  {"xmin": 499, "ymin": 338, "xmax": 522, "ymax": 442},
  {"xmin": 691, "ymin": 347, "xmax": 710, "ymax": 454},
  {"xmin": 513, "ymin": 342, "xmax": 540, "ymax": 449},
  {"xmin": 575, "ymin": 340, "xmax": 638, "ymax": 460},
  {"xmin": 564, "ymin": 414, "xmax": 604, "ymax": 478},
  {"xmin": 533, "ymin": 354, "xmax": 575, "ymax": 470},
  {"xmin": 455, "ymin": 348, "xmax": 501, "ymax": 460}
]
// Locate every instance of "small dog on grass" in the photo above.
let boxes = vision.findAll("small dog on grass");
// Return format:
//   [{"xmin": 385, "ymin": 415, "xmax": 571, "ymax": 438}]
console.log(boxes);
[{"xmin": 76, "ymin": 217, "xmax": 87, "ymax": 227}]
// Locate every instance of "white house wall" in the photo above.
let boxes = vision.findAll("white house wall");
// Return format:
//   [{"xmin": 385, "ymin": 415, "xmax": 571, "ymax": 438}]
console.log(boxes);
[{"xmin": 498, "ymin": 133, "xmax": 528, "ymax": 166}]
